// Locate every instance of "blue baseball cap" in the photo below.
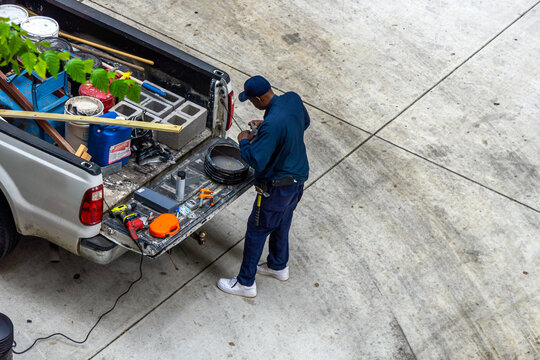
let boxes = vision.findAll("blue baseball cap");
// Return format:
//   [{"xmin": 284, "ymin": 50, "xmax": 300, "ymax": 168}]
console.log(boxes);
[{"xmin": 239, "ymin": 75, "xmax": 271, "ymax": 102}]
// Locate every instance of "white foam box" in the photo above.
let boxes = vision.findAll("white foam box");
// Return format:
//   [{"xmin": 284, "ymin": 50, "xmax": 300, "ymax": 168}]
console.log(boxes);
[{"xmin": 157, "ymin": 101, "xmax": 207, "ymax": 150}]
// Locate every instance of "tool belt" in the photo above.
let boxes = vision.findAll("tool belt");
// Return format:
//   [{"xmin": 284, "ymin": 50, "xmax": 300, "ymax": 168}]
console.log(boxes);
[{"xmin": 255, "ymin": 176, "xmax": 297, "ymax": 194}]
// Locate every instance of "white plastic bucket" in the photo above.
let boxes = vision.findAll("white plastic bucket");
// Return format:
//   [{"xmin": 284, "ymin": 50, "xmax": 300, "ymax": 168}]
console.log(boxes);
[
  {"xmin": 64, "ymin": 96, "xmax": 104, "ymax": 151},
  {"xmin": 0, "ymin": 5, "xmax": 28, "ymax": 25},
  {"xmin": 20, "ymin": 16, "xmax": 59, "ymax": 42}
]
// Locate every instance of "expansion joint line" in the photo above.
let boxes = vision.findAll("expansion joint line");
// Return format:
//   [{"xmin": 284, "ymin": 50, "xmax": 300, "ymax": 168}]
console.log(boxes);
[{"xmin": 304, "ymin": 0, "xmax": 540, "ymax": 206}]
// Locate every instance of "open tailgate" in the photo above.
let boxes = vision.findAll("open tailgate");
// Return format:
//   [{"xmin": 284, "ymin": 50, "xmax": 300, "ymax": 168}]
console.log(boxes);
[{"xmin": 100, "ymin": 137, "xmax": 253, "ymax": 257}]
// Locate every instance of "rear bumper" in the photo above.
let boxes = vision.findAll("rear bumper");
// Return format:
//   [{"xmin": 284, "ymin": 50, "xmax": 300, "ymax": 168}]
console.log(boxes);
[{"xmin": 79, "ymin": 234, "xmax": 127, "ymax": 265}]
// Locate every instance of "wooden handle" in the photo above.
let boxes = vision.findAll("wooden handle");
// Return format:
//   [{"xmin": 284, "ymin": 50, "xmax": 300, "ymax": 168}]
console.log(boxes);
[
  {"xmin": 0, "ymin": 110, "xmax": 182, "ymax": 133},
  {"xmin": 71, "ymin": 43, "xmax": 146, "ymax": 72},
  {"xmin": 59, "ymin": 31, "xmax": 155, "ymax": 66}
]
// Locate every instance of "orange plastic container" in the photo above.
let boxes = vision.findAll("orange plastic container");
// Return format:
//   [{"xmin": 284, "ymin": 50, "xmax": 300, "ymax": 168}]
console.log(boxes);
[{"xmin": 149, "ymin": 214, "xmax": 180, "ymax": 238}]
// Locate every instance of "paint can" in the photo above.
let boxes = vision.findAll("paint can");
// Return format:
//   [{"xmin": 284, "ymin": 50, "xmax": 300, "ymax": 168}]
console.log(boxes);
[
  {"xmin": 36, "ymin": 36, "xmax": 73, "ymax": 53},
  {"xmin": 20, "ymin": 16, "xmax": 59, "ymax": 42},
  {"xmin": 79, "ymin": 82, "xmax": 115, "ymax": 112},
  {"xmin": 64, "ymin": 96, "xmax": 104, "ymax": 150},
  {"xmin": 72, "ymin": 51, "xmax": 102, "ymax": 70},
  {"xmin": 0, "ymin": 5, "xmax": 28, "ymax": 25}
]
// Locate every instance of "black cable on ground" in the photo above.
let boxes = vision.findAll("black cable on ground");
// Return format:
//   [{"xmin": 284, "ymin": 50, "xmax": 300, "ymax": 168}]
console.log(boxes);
[{"xmin": 12, "ymin": 216, "xmax": 145, "ymax": 355}]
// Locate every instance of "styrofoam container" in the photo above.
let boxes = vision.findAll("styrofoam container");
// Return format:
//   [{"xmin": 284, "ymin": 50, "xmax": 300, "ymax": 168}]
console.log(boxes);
[
  {"xmin": 20, "ymin": 16, "xmax": 59, "ymax": 42},
  {"xmin": 0, "ymin": 5, "xmax": 28, "ymax": 25}
]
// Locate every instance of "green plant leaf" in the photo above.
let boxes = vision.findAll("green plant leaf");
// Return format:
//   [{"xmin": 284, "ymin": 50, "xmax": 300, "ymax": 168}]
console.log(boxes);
[
  {"xmin": 40, "ymin": 50, "xmax": 60, "ymax": 78},
  {"xmin": 109, "ymin": 79, "xmax": 129, "ymax": 99},
  {"xmin": 0, "ymin": 17, "xmax": 10, "ymax": 23},
  {"xmin": 34, "ymin": 58, "xmax": 47, "ymax": 79},
  {"xmin": 0, "ymin": 22, "xmax": 9, "ymax": 38},
  {"xmin": 107, "ymin": 71, "xmax": 118, "ymax": 79},
  {"xmin": 16, "ymin": 43, "xmax": 29, "ymax": 57},
  {"xmin": 0, "ymin": 42, "xmax": 9, "ymax": 61},
  {"xmin": 11, "ymin": 59, "xmax": 20, "ymax": 75},
  {"xmin": 126, "ymin": 82, "xmax": 141, "ymax": 103},
  {"xmin": 89, "ymin": 68, "xmax": 109, "ymax": 92},
  {"xmin": 64, "ymin": 58, "xmax": 87, "ymax": 83},
  {"xmin": 8, "ymin": 35, "xmax": 22, "ymax": 58},
  {"xmin": 24, "ymin": 37, "xmax": 37, "ymax": 53},
  {"xmin": 58, "ymin": 51, "xmax": 70, "ymax": 61},
  {"xmin": 20, "ymin": 52, "xmax": 37, "ymax": 74},
  {"xmin": 82, "ymin": 59, "xmax": 94, "ymax": 73},
  {"xmin": 35, "ymin": 41, "xmax": 50, "ymax": 49},
  {"xmin": 11, "ymin": 23, "xmax": 21, "ymax": 31}
]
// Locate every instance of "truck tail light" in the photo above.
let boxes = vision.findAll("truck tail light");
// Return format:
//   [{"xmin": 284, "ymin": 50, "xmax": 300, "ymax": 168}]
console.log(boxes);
[
  {"xmin": 80, "ymin": 185, "xmax": 103, "ymax": 226},
  {"xmin": 226, "ymin": 90, "xmax": 234, "ymax": 131}
]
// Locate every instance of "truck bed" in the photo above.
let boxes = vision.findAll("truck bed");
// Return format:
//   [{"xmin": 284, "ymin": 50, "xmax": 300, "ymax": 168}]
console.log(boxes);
[
  {"xmin": 102, "ymin": 128, "xmax": 212, "ymax": 208},
  {"xmin": 101, "ymin": 137, "xmax": 253, "ymax": 256}
]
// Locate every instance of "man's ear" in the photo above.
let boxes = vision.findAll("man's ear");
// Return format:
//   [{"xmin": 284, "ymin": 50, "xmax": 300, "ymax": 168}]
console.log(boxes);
[{"xmin": 255, "ymin": 96, "xmax": 262, "ymax": 103}]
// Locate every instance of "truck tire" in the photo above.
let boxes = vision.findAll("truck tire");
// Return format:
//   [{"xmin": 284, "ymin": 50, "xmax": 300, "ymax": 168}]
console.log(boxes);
[{"xmin": 0, "ymin": 199, "xmax": 18, "ymax": 259}]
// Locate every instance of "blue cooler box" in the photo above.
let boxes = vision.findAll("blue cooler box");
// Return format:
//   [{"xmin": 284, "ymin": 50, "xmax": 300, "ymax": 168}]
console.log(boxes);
[{"xmin": 87, "ymin": 112, "xmax": 132, "ymax": 167}]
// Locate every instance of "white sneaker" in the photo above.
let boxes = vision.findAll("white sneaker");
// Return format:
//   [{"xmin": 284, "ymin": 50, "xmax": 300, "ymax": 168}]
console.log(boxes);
[
  {"xmin": 257, "ymin": 262, "xmax": 289, "ymax": 281},
  {"xmin": 217, "ymin": 277, "xmax": 257, "ymax": 298}
]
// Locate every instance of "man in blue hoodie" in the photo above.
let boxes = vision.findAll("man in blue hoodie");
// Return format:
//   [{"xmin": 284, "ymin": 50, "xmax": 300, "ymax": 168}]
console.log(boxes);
[{"xmin": 217, "ymin": 76, "xmax": 310, "ymax": 297}]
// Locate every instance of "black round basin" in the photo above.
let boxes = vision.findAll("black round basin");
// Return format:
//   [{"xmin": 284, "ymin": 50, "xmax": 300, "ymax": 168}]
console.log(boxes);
[
  {"xmin": 0, "ymin": 313, "xmax": 13, "ymax": 360},
  {"xmin": 204, "ymin": 143, "xmax": 249, "ymax": 185}
]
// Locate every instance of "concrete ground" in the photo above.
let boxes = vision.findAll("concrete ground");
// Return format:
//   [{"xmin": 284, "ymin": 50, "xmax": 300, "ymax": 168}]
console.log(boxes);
[{"xmin": 1, "ymin": 0, "xmax": 539, "ymax": 359}]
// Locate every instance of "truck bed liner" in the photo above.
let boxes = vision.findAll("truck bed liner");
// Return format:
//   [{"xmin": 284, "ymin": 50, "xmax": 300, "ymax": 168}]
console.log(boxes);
[
  {"xmin": 103, "ymin": 128, "xmax": 212, "ymax": 207},
  {"xmin": 101, "ymin": 137, "xmax": 253, "ymax": 257}
]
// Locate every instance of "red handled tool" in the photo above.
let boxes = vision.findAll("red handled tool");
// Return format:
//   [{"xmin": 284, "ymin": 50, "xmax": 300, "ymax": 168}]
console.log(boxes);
[{"xmin": 111, "ymin": 204, "xmax": 147, "ymax": 240}]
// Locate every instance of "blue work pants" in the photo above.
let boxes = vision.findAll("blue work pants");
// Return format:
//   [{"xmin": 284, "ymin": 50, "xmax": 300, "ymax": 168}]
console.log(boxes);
[{"xmin": 237, "ymin": 183, "xmax": 304, "ymax": 286}]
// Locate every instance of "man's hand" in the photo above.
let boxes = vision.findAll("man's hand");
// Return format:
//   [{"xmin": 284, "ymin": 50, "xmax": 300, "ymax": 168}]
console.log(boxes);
[
  {"xmin": 238, "ymin": 130, "xmax": 254, "ymax": 142},
  {"xmin": 248, "ymin": 120, "xmax": 263, "ymax": 129}
]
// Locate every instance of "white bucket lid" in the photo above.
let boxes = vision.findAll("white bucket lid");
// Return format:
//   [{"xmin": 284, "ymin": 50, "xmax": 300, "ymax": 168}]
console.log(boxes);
[
  {"xmin": 0, "ymin": 5, "xmax": 29, "ymax": 25},
  {"xmin": 20, "ymin": 16, "xmax": 59, "ymax": 38}
]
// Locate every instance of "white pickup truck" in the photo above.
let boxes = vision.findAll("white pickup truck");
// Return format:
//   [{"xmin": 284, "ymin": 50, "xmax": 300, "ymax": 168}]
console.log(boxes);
[{"xmin": 0, "ymin": 0, "xmax": 252, "ymax": 264}]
